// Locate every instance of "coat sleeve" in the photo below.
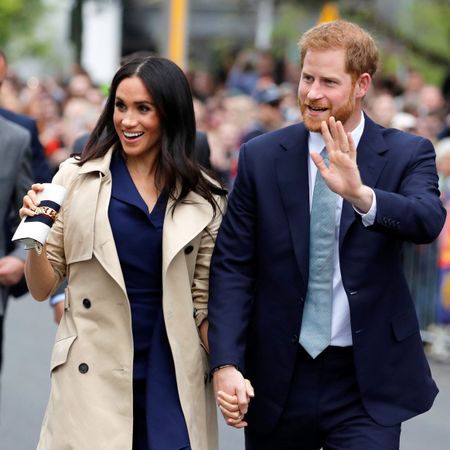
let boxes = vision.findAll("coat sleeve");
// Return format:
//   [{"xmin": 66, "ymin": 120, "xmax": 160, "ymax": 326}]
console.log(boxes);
[
  {"xmin": 371, "ymin": 136, "xmax": 446, "ymax": 244},
  {"xmin": 208, "ymin": 144, "xmax": 257, "ymax": 373},
  {"xmin": 191, "ymin": 194, "xmax": 226, "ymax": 327},
  {"xmin": 45, "ymin": 160, "xmax": 78, "ymax": 293}
]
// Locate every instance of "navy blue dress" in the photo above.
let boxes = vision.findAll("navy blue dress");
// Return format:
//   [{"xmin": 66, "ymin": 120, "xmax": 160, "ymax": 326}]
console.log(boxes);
[{"xmin": 108, "ymin": 151, "xmax": 191, "ymax": 450}]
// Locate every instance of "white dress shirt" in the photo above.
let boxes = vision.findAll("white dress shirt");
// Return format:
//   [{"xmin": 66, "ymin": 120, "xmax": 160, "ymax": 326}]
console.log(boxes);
[{"xmin": 307, "ymin": 113, "xmax": 376, "ymax": 346}]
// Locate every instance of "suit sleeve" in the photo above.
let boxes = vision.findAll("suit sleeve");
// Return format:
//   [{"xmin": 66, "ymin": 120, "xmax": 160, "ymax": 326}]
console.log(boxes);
[
  {"xmin": 370, "ymin": 136, "xmax": 446, "ymax": 244},
  {"xmin": 9, "ymin": 133, "xmax": 33, "ymax": 261},
  {"xmin": 208, "ymin": 144, "xmax": 257, "ymax": 373}
]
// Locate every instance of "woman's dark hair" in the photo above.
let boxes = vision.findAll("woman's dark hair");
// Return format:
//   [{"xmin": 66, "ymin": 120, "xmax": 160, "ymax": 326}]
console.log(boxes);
[{"xmin": 79, "ymin": 55, "xmax": 225, "ymax": 214}]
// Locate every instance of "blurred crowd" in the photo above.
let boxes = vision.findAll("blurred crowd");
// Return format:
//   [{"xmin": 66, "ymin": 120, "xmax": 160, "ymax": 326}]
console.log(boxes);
[
  {"xmin": 1, "ymin": 48, "xmax": 450, "ymax": 328},
  {"xmin": 1, "ymin": 50, "xmax": 450, "ymax": 190}
]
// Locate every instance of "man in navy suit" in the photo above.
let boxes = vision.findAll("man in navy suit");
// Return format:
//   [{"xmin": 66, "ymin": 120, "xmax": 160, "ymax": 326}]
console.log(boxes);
[{"xmin": 208, "ymin": 21, "xmax": 445, "ymax": 449}]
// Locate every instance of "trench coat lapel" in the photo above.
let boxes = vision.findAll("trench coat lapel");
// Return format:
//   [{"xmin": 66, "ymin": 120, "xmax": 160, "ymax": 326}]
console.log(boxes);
[
  {"xmin": 77, "ymin": 150, "xmax": 214, "ymax": 291},
  {"xmin": 77, "ymin": 150, "xmax": 127, "ymax": 295},
  {"xmin": 162, "ymin": 191, "xmax": 214, "ymax": 276}
]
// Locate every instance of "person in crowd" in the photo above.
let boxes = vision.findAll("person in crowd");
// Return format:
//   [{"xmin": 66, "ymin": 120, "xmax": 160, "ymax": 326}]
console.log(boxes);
[
  {"xmin": 0, "ymin": 116, "xmax": 32, "ymax": 371},
  {"xmin": 208, "ymin": 20, "xmax": 445, "ymax": 450},
  {"xmin": 0, "ymin": 50, "xmax": 33, "ymax": 373},
  {"xmin": 367, "ymin": 92, "xmax": 398, "ymax": 128},
  {"xmin": 0, "ymin": 50, "xmax": 51, "ymax": 183},
  {"xmin": 20, "ymin": 55, "xmax": 226, "ymax": 450},
  {"xmin": 241, "ymin": 84, "xmax": 285, "ymax": 143}
]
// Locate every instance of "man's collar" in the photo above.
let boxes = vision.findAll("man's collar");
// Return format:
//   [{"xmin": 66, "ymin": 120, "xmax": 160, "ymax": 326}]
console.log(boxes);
[{"xmin": 308, "ymin": 112, "xmax": 365, "ymax": 153}]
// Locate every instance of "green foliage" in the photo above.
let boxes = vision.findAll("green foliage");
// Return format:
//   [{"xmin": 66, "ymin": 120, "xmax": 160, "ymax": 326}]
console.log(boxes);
[
  {"xmin": 398, "ymin": 0, "xmax": 450, "ymax": 84},
  {"xmin": 0, "ymin": 0, "xmax": 47, "ymax": 55},
  {"xmin": 271, "ymin": 3, "xmax": 312, "ymax": 63},
  {"xmin": 274, "ymin": 0, "xmax": 450, "ymax": 85}
]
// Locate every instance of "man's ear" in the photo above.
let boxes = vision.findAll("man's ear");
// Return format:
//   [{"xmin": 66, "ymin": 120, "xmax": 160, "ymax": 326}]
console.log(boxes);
[{"xmin": 355, "ymin": 73, "xmax": 371, "ymax": 99}]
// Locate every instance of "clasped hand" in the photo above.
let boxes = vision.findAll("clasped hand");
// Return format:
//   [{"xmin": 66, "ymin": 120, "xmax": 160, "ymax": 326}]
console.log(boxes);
[{"xmin": 213, "ymin": 366, "xmax": 254, "ymax": 428}]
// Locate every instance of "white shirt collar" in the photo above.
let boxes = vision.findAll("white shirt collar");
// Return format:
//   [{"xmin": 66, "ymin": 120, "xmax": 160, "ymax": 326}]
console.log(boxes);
[{"xmin": 308, "ymin": 112, "xmax": 365, "ymax": 154}]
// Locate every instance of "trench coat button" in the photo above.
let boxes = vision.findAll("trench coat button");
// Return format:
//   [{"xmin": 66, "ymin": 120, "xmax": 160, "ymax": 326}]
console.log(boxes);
[
  {"xmin": 184, "ymin": 245, "xmax": 194, "ymax": 254},
  {"xmin": 291, "ymin": 334, "xmax": 298, "ymax": 344},
  {"xmin": 204, "ymin": 372, "xmax": 208, "ymax": 385},
  {"xmin": 82, "ymin": 298, "xmax": 91, "ymax": 309},
  {"xmin": 78, "ymin": 363, "xmax": 89, "ymax": 374}
]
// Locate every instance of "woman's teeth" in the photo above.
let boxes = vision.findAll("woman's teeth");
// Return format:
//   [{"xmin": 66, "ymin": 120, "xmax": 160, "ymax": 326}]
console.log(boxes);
[{"xmin": 124, "ymin": 131, "xmax": 144, "ymax": 139}]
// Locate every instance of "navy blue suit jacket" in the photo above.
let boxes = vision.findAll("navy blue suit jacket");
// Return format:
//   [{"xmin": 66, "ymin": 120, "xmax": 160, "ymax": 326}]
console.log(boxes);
[
  {"xmin": 208, "ymin": 115, "xmax": 445, "ymax": 431},
  {"xmin": 0, "ymin": 108, "xmax": 51, "ymax": 183}
]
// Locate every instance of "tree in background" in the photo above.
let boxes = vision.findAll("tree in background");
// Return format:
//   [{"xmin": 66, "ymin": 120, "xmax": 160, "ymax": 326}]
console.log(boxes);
[
  {"xmin": 272, "ymin": 0, "xmax": 449, "ymax": 86},
  {"xmin": 0, "ymin": 0, "xmax": 48, "ymax": 57}
]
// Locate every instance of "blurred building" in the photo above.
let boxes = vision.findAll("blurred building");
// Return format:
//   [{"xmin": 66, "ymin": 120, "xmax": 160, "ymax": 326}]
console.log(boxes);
[{"xmin": 78, "ymin": 0, "xmax": 268, "ymax": 84}]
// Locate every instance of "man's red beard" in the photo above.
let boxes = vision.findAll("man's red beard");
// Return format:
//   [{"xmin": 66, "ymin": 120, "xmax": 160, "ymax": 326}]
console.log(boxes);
[{"xmin": 299, "ymin": 86, "xmax": 356, "ymax": 132}]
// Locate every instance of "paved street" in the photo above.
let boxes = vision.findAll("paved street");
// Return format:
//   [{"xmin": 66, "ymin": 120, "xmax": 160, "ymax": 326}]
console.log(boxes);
[{"xmin": 0, "ymin": 294, "xmax": 449, "ymax": 449}]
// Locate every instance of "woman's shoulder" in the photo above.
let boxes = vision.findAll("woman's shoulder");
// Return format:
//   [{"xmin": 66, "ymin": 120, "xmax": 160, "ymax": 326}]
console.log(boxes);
[
  {"xmin": 198, "ymin": 172, "xmax": 227, "ymax": 216},
  {"xmin": 52, "ymin": 157, "xmax": 81, "ymax": 187},
  {"xmin": 200, "ymin": 169, "xmax": 218, "ymax": 186}
]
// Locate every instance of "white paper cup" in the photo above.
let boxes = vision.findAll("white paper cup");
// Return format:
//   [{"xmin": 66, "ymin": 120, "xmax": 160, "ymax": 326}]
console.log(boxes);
[{"xmin": 12, "ymin": 183, "xmax": 67, "ymax": 249}]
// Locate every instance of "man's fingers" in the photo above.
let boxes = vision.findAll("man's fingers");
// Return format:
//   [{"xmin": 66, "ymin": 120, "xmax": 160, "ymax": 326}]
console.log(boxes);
[
  {"xmin": 347, "ymin": 132, "xmax": 357, "ymax": 157},
  {"xmin": 328, "ymin": 116, "xmax": 339, "ymax": 142},
  {"xmin": 245, "ymin": 379, "xmax": 255, "ymax": 398},
  {"xmin": 336, "ymin": 120, "xmax": 350, "ymax": 153},
  {"xmin": 236, "ymin": 385, "xmax": 249, "ymax": 414},
  {"xmin": 311, "ymin": 151, "xmax": 328, "ymax": 174},
  {"xmin": 321, "ymin": 119, "xmax": 335, "ymax": 154}
]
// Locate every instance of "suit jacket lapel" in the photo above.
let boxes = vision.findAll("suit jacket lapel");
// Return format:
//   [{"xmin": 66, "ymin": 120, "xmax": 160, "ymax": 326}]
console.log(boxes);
[
  {"xmin": 276, "ymin": 124, "xmax": 310, "ymax": 290},
  {"xmin": 339, "ymin": 114, "xmax": 388, "ymax": 248}
]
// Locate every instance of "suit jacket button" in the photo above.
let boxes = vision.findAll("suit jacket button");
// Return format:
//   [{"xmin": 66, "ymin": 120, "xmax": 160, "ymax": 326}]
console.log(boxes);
[
  {"xmin": 82, "ymin": 298, "xmax": 91, "ymax": 309},
  {"xmin": 184, "ymin": 245, "xmax": 194, "ymax": 254},
  {"xmin": 291, "ymin": 334, "xmax": 298, "ymax": 344},
  {"xmin": 299, "ymin": 297, "xmax": 305, "ymax": 304},
  {"xmin": 78, "ymin": 363, "xmax": 89, "ymax": 374}
]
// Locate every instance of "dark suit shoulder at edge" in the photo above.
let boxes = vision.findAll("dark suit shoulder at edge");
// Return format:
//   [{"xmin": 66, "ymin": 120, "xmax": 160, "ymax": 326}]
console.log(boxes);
[
  {"xmin": 365, "ymin": 114, "xmax": 432, "ymax": 148},
  {"xmin": 0, "ymin": 108, "xmax": 35, "ymax": 129},
  {"xmin": 242, "ymin": 122, "xmax": 306, "ymax": 158},
  {"xmin": 0, "ymin": 114, "xmax": 31, "ymax": 141}
]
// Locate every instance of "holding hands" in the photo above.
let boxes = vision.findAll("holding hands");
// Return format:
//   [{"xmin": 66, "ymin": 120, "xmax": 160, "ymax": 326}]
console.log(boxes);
[
  {"xmin": 312, "ymin": 117, "xmax": 373, "ymax": 214},
  {"xmin": 213, "ymin": 366, "xmax": 254, "ymax": 428}
]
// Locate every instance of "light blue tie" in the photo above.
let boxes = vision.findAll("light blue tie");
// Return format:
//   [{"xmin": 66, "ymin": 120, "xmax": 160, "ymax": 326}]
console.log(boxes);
[{"xmin": 299, "ymin": 149, "xmax": 337, "ymax": 358}]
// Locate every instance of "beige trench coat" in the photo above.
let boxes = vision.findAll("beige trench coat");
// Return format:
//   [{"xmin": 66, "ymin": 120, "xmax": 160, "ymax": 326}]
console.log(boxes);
[{"xmin": 37, "ymin": 149, "xmax": 223, "ymax": 450}]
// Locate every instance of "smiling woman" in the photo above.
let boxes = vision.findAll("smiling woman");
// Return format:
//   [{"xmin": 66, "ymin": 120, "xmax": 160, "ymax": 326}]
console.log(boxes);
[
  {"xmin": 20, "ymin": 55, "xmax": 226, "ymax": 450},
  {"xmin": 113, "ymin": 76, "xmax": 162, "ymax": 158},
  {"xmin": 112, "ymin": 76, "xmax": 163, "ymax": 211}
]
